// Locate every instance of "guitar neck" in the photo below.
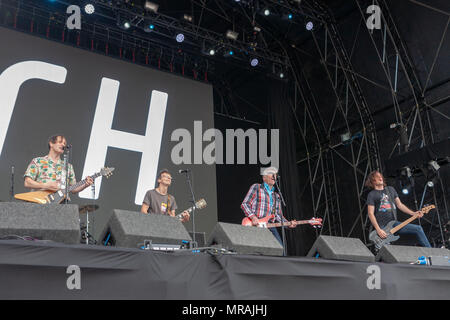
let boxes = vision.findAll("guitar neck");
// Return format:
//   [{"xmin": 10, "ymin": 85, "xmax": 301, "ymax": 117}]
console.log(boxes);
[
  {"xmin": 390, "ymin": 214, "xmax": 418, "ymax": 234},
  {"xmin": 176, "ymin": 205, "xmax": 196, "ymax": 218},
  {"xmin": 68, "ymin": 172, "xmax": 100, "ymax": 192},
  {"xmin": 267, "ymin": 220, "xmax": 311, "ymax": 228}
]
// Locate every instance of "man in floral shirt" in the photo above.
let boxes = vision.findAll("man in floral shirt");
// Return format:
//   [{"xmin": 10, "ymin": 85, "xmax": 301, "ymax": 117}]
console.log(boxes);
[{"xmin": 24, "ymin": 135, "xmax": 93, "ymax": 194}]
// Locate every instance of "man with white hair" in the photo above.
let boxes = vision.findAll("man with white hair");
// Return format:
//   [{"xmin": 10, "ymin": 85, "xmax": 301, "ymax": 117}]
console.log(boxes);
[{"xmin": 241, "ymin": 167, "xmax": 297, "ymax": 244}]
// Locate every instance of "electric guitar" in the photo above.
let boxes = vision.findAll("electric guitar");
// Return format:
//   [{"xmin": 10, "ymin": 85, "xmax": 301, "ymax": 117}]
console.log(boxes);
[
  {"xmin": 242, "ymin": 214, "xmax": 322, "ymax": 228},
  {"xmin": 14, "ymin": 167, "xmax": 114, "ymax": 204},
  {"xmin": 175, "ymin": 198, "xmax": 207, "ymax": 220},
  {"xmin": 369, "ymin": 204, "xmax": 435, "ymax": 251}
]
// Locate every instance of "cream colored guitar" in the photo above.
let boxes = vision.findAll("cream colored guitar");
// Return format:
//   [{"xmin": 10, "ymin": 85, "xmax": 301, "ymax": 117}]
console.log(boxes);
[{"xmin": 14, "ymin": 167, "xmax": 114, "ymax": 204}]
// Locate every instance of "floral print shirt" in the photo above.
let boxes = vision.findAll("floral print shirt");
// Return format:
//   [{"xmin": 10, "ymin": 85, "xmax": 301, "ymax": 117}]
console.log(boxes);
[{"xmin": 24, "ymin": 155, "xmax": 76, "ymax": 187}]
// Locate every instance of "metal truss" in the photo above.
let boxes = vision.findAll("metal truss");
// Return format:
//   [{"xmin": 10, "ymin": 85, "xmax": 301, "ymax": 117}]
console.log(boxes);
[
  {"xmin": 72, "ymin": 0, "xmax": 290, "ymax": 69},
  {"xmin": 0, "ymin": 0, "xmax": 215, "ymax": 80},
  {"xmin": 352, "ymin": 0, "xmax": 450, "ymax": 247},
  {"xmin": 289, "ymin": 0, "xmax": 381, "ymax": 243}
]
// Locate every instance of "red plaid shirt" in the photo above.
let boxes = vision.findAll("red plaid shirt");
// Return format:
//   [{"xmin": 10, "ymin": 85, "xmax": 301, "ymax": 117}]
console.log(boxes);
[{"xmin": 241, "ymin": 183, "xmax": 285, "ymax": 222}]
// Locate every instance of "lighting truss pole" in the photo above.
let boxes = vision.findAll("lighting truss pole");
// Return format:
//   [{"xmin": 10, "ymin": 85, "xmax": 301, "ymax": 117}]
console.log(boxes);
[
  {"xmin": 354, "ymin": 0, "xmax": 449, "ymax": 246},
  {"xmin": 288, "ymin": 0, "xmax": 381, "ymax": 242}
]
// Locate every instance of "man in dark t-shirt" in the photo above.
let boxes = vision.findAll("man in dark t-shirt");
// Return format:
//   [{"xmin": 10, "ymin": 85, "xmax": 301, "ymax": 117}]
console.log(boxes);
[
  {"xmin": 140, "ymin": 169, "xmax": 189, "ymax": 223},
  {"xmin": 366, "ymin": 185, "xmax": 399, "ymax": 229},
  {"xmin": 365, "ymin": 171, "xmax": 431, "ymax": 247}
]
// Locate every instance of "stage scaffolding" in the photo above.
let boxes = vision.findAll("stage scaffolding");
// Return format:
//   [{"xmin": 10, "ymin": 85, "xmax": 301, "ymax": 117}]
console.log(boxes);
[{"xmin": 1, "ymin": 0, "xmax": 448, "ymax": 248}]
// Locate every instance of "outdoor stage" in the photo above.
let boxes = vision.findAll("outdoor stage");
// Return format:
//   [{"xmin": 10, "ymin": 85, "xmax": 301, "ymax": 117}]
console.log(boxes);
[{"xmin": 1, "ymin": 239, "xmax": 450, "ymax": 300}]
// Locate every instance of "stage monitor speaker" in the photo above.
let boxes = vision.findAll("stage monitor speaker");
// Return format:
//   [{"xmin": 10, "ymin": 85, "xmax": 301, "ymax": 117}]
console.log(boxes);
[
  {"xmin": 207, "ymin": 222, "xmax": 284, "ymax": 256},
  {"xmin": 307, "ymin": 235, "xmax": 375, "ymax": 262},
  {"xmin": 376, "ymin": 245, "xmax": 450, "ymax": 263},
  {"xmin": 104, "ymin": 209, "xmax": 192, "ymax": 249},
  {"xmin": 0, "ymin": 202, "xmax": 80, "ymax": 244}
]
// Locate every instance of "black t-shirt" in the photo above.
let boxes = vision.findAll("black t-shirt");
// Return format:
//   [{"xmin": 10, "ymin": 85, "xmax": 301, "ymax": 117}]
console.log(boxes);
[{"xmin": 366, "ymin": 186, "xmax": 399, "ymax": 228}]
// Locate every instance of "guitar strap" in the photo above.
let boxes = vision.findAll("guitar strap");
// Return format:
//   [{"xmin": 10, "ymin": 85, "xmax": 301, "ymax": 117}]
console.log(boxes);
[{"xmin": 167, "ymin": 194, "xmax": 172, "ymax": 212}]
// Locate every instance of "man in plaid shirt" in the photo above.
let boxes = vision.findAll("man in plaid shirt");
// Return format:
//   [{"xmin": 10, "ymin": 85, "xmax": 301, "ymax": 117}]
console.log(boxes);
[{"xmin": 241, "ymin": 167, "xmax": 297, "ymax": 244}]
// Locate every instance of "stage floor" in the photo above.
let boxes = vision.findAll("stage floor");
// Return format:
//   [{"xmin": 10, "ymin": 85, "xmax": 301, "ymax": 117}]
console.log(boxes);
[{"xmin": 0, "ymin": 239, "xmax": 449, "ymax": 300}]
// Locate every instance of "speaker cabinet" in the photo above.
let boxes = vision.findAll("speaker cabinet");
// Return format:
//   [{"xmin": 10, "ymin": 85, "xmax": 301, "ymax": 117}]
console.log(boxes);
[
  {"xmin": 376, "ymin": 245, "xmax": 450, "ymax": 263},
  {"xmin": 104, "ymin": 209, "xmax": 192, "ymax": 249},
  {"xmin": 0, "ymin": 202, "xmax": 80, "ymax": 244},
  {"xmin": 207, "ymin": 222, "xmax": 284, "ymax": 256},
  {"xmin": 307, "ymin": 235, "xmax": 375, "ymax": 262}
]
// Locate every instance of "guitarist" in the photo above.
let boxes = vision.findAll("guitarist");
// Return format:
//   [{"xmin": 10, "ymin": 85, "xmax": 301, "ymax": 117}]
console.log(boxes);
[
  {"xmin": 241, "ymin": 167, "xmax": 297, "ymax": 245},
  {"xmin": 140, "ymin": 169, "xmax": 190, "ymax": 223},
  {"xmin": 24, "ymin": 135, "xmax": 93, "ymax": 194},
  {"xmin": 366, "ymin": 170, "xmax": 431, "ymax": 247}
]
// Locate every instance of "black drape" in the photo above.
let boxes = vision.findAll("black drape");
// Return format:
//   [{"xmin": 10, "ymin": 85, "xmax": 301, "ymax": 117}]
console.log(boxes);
[{"xmin": 268, "ymin": 80, "xmax": 312, "ymax": 256}]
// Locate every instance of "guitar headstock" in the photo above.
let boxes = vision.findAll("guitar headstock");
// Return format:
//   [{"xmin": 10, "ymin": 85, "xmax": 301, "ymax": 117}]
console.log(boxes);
[
  {"xmin": 421, "ymin": 204, "xmax": 435, "ymax": 214},
  {"xmin": 100, "ymin": 167, "xmax": 115, "ymax": 178},
  {"xmin": 195, "ymin": 198, "xmax": 207, "ymax": 210},
  {"xmin": 309, "ymin": 218, "xmax": 323, "ymax": 228}
]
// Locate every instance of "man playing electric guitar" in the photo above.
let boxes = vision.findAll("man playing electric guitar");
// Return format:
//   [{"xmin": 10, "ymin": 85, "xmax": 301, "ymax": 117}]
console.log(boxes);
[
  {"xmin": 24, "ymin": 135, "xmax": 93, "ymax": 196},
  {"xmin": 241, "ymin": 167, "xmax": 297, "ymax": 245},
  {"xmin": 141, "ymin": 169, "xmax": 190, "ymax": 223},
  {"xmin": 366, "ymin": 170, "xmax": 431, "ymax": 248}
]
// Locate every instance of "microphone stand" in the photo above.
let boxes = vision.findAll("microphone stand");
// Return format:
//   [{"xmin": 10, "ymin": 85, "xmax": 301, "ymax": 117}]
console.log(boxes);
[
  {"xmin": 182, "ymin": 170, "xmax": 197, "ymax": 248},
  {"xmin": 274, "ymin": 175, "xmax": 287, "ymax": 257}
]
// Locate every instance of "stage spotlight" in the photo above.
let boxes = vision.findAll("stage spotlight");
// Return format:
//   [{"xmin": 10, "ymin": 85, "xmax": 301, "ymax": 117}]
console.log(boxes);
[
  {"xmin": 226, "ymin": 30, "xmax": 239, "ymax": 41},
  {"xmin": 340, "ymin": 132, "xmax": 351, "ymax": 143},
  {"xmin": 429, "ymin": 160, "xmax": 440, "ymax": 172},
  {"xmin": 176, "ymin": 33, "xmax": 185, "ymax": 43},
  {"xmin": 400, "ymin": 166, "xmax": 412, "ymax": 178},
  {"xmin": 279, "ymin": 72, "xmax": 285, "ymax": 78},
  {"xmin": 306, "ymin": 21, "xmax": 314, "ymax": 30},
  {"xmin": 427, "ymin": 181, "xmax": 435, "ymax": 188},
  {"xmin": 144, "ymin": 1, "xmax": 159, "ymax": 13},
  {"xmin": 84, "ymin": 3, "xmax": 95, "ymax": 14},
  {"xmin": 288, "ymin": 14, "xmax": 293, "ymax": 19},
  {"xmin": 224, "ymin": 49, "xmax": 234, "ymax": 57},
  {"xmin": 250, "ymin": 58, "xmax": 259, "ymax": 67},
  {"xmin": 144, "ymin": 24, "xmax": 155, "ymax": 32},
  {"xmin": 183, "ymin": 14, "xmax": 193, "ymax": 22},
  {"xmin": 402, "ymin": 187, "xmax": 410, "ymax": 195},
  {"xmin": 264, "ymin": 9, "xmax": 270, "ymax": 16},
  {"xmin": 209, "ymin": 49, "xmax": 215, "ymax": 56},
  {"xmin": 118, "ymin": 14, "xmax": 132, "ymax": 30}
]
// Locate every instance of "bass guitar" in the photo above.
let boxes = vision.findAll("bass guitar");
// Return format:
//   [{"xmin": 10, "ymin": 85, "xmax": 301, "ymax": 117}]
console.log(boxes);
[
  {"xmin": 369, "ymin": 204, "xmax": 435, "ymax": 251},
  {"xmin": 14, "ymin": 167, "xmax": 114, "ymax": 204},
  {"xmin": 242, "ymin": 214, "xmax": 322, "ymax": 228}
]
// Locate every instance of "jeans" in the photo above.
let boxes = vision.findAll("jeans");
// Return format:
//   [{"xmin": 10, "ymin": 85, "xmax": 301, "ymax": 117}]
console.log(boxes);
[
  {"xmin": 392, "ymin": 221, "xmax": 431, "ymax": 247},
  {"xmin": 269, "ymin": 227, "xmax": 283, "ymax": 246}
]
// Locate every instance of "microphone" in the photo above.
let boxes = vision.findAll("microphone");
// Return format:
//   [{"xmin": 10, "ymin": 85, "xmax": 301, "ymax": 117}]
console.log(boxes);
[
  {"xmin": 179, "ymin": 169, "xmax": 190, "ymax": 174},
  {"xmin": 63, "ymin": 144, "xmax": 72, "ymax": 151}
]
